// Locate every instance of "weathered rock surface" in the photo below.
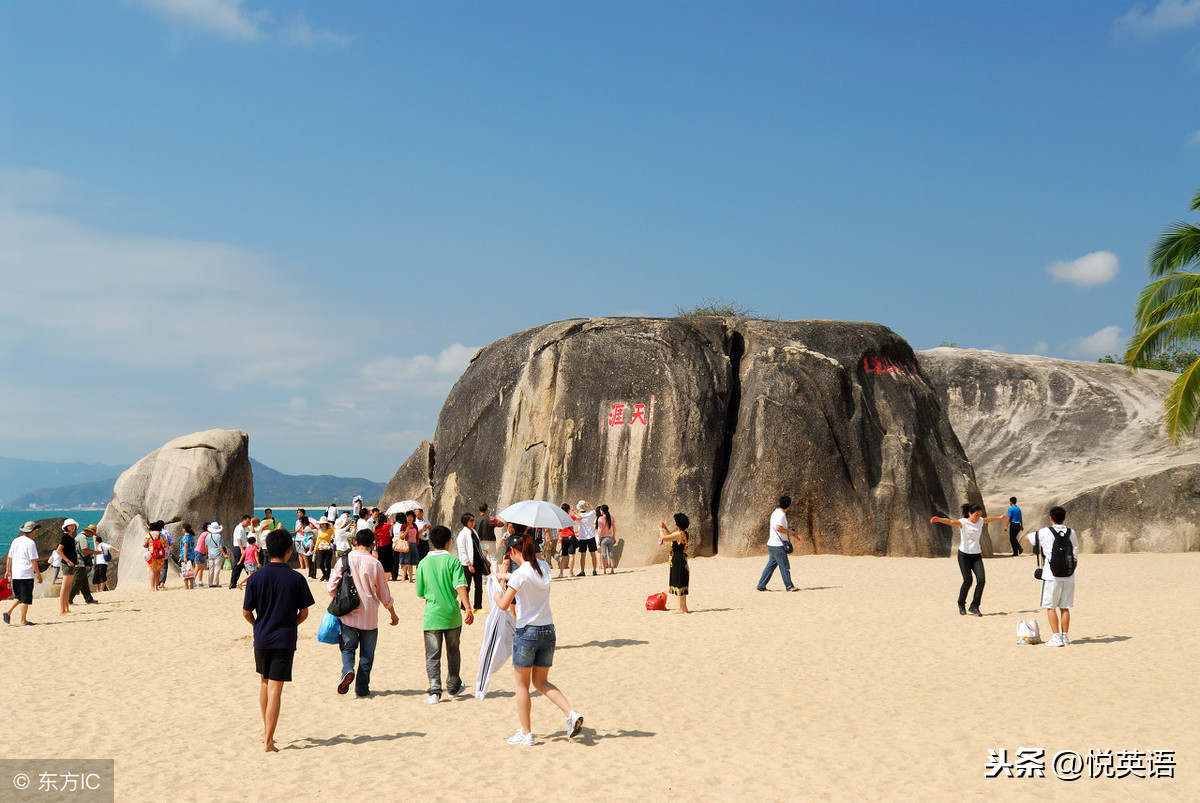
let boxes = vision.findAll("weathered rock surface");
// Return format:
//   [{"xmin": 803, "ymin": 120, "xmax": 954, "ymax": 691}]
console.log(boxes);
[
  {"xmin": 718, "ymin": 321, "xmax": 980, "ymax": 558},
  {"xmin": 380, "ymin": 440, "xmax": 435, "ymax": 513},
  {"xmin": 918, "ymin": 348, "xmax": 1200, "ymax": 552},
  {"xmin": 98, "ymin": 429, "xmax": 254, "ymax": 588},
  {"xmin": 386, "ymin": 318, "xmax": 978, "ymax": 564}
]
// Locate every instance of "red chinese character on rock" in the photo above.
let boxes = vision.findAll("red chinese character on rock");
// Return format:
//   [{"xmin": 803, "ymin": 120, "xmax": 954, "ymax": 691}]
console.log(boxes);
[
  {"xmin": 608, "ymin": 403, "xmax": 626, "ymax": 427},
  {"xmin": 630, "ymin": 403, "xmax": 648, "ymax": 425}
]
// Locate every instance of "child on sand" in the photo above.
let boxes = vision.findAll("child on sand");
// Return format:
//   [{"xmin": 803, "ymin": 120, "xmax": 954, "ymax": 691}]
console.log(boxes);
[{"xmin": 237, "ymin": 537, "xmax": 259, "ymax": 590}]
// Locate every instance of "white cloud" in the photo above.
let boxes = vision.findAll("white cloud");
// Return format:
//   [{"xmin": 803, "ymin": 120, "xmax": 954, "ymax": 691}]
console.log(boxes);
[
  {"xmin": 1117, "ymin": 0, "xmax": 1200, "ymax": 33},
  {"xmin": 1190, "ymin": 130, "xmax": 1200, "ymax": 146},
  {"xmin": 281, "ymin": 11, "xmax": 352, "ymax": 47},
  {"xmin": 137, "ymin": 0, "xmax": 267, "ymax": 42},
  {"xmin": 1032, "ymin": 341, "xmax": 1049, "ymax": 355},
  {"xmin": 0, "ymin": 206, "xmax": 337, "ymax": 388},
  {"xmin": 1066, "ymin": 326, "xmax": 1125, "ymax": 359},
  {"xmin": 1045, "ymin": 251, "xmax": 1120, "ymax": 288},
  {"xmin": 361, "ymin": 344, "xmax": 477, "ymax": 395},
  {"xmin": 136, "ymin": 1, "xmax": 349, "ymax": 46}
]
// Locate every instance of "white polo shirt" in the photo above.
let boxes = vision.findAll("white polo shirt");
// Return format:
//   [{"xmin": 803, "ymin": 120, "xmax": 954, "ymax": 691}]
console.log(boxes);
[{"xmin": 768, "ymin": 508, "xmax": 789, "ymax": 547}]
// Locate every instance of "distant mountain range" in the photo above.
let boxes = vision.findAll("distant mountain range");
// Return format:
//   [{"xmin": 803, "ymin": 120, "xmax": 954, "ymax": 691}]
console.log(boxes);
[
  {"xmin": 1, "ymin": 456, "xmax": 385, "ymax": 510},
  {"xmin": 0, "ymin": 456, "xmax": 127, "ymax": 507}
]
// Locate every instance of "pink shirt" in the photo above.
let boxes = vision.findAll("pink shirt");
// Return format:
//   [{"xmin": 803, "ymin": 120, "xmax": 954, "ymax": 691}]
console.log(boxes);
[
  {"xmin": 243, "ymin": 543, "xmax": 259, "ymax": 567},
  {"xmin": 328, "ymin": 549, "xmax": 394, "ymax": 630}
]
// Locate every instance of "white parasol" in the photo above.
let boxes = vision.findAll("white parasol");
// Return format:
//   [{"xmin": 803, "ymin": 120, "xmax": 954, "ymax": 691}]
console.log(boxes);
[
  {"xmin": 384, "ymin": 499, "xmax": 423, "ymax": 517},
  {"xmin": 498, "ymin": 499, "xmax": 574, "ymax": 530}
]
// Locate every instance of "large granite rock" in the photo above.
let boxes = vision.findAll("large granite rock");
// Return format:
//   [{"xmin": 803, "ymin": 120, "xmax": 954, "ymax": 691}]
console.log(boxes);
[
  {"xmin": 918, "ymin": 348, "xmax": 1200, "ymax": 552},
  {"xmin": 386, "ymin": 318, "xmax": 978, "ymax": 564},
  {"xmin": 379, "ymin": 440, "xmax": 435, "ymax": 515},
  {"xmin": 718, "ymin": 321, "xmax": 980, "ymax": 557},
  {"xmin": 98, "ymin": 429, "xmax": 254, "ymax": 589}
]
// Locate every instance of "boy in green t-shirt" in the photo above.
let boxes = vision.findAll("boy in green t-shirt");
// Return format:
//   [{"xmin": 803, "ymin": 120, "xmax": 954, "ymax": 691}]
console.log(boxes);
[{"xmin": 415, "ymin": 525, "xmax": 475, "ymax": 703}]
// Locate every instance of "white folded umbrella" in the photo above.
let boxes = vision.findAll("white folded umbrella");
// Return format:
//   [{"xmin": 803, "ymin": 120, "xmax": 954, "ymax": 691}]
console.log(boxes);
[{"xmin": 475, "ymin": 574, "xmax": 516, "ymax": 700}]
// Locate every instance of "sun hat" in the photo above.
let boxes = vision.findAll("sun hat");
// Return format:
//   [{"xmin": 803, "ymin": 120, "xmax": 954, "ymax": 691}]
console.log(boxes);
[
  {"xmin": 19, "ymin": 521, "xmax": 40, "ymax": 533},
  {"xmin": 62, "ymin": 518, "xmax": 79, "ymax": 531},
  {"xmin": 576, "ymin": 501, "xmax": 590, "ymax": 511},
  {"xmin": 335, "ymin": 513, "xmax": 350, "ymax": 528},
  {"xmin": 318, "ymin": 516, "xmax": 330, "ymax": 525},
  {"xmin": 82, "ymin": 524, "xmax": 98, "ymax": 535},
  {"xmin": 209, "ymin": 522, "xmax": 223, "ymax": 534}
]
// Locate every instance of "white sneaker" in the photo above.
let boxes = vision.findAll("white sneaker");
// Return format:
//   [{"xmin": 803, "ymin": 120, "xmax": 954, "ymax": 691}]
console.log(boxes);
[
  {"xmin": 1060, "ymin": 633, "xmax": 1069, "ymax": 647},
  {"xmin": 566, "ymin": 710, "xmax": 584, "ymax": 739},
  {"xmin": 1047, "ymin": 633, "xmax": 1063, "ymax": 647},
  {"xmin": 423, "ymin": 694, "xmax": 440, "ymax": 705},
  {"xmin": 506, "ymin": 730, "xmax": 534, "ymax": 746}
]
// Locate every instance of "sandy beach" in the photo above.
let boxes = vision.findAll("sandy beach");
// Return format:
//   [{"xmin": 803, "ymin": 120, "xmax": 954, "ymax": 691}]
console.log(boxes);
[{"xmin": 1, "ymin": 551, "xmax": 1195, "ymax": 801}]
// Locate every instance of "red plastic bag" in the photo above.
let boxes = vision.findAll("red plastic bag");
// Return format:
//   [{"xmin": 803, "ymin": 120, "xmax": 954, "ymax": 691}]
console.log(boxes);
[
  {"xmin": 645, "ymin": 592, "xmax": 667, "ymax": 611},
  {"xmin": 0, "ymin": 578, "xmax": 11, "ymax": 602}
]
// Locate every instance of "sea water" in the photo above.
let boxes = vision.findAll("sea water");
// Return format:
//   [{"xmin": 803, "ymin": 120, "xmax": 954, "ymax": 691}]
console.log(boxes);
[
  {"xmin": 0, "ymin": 508, "xmax": 311, "ymax": 556},
  {"xmin": 0, "ymin": 509, "xmax": 104, "ymax": 556}
]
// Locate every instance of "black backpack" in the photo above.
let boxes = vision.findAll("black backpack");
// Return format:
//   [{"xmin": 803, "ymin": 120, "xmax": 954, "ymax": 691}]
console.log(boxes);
[{"xmin": 1047, "ymin": 526, "xmax": 1077, "ymax": 577}]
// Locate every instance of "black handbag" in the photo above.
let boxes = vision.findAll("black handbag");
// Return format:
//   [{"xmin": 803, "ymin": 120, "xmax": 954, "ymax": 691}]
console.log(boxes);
[
  {"xmin": 327, "ymin": 553, "xmax": 360, "ymax": 616},
  {"xmin": 782, "ymin": 538, "xmax": 794, "ymax": 554},
  {"xmin": 1033, "ymin": 532, "xmax": 1043, "ymax": 580}
]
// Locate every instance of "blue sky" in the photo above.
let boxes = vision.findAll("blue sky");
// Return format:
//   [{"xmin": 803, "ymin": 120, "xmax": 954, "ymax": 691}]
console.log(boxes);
[{"xmin": 2, "ymin": 0, "xmax": 1200, "ymax": 481}]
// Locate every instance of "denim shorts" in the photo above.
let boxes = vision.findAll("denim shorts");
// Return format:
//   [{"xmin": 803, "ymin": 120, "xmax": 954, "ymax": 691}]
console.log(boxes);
[{"xmin": 512, "ymin": 624, "xmax": 556, "ymax": 668}]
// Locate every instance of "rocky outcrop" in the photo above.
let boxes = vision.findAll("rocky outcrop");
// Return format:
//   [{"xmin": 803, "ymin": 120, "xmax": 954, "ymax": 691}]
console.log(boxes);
[
  {"xmin": 918, "ymin": 348, "xmax": 1200, "ymax": 553},
  {"xmin": 718, "ymin": 322, "xmax": 979, "ymax": 558},
  {"xmin": 379, "ymin": 441, "xmax": 435, "ymax": 514},
  {"xmin": 98, "ymin": 429, "xmax": 254, "ymax": 588},
  {"xmin": 387, "ymin": 318, "xmax": 978, "ymax": 565}
]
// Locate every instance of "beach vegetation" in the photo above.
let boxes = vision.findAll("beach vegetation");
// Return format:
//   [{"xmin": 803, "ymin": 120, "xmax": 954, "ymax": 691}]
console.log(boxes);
[
  {"xmin": 675, "ymin": 297, "xmax": 773, "ymax": 319},
  {"xmin": 1126, "ymin": 186, "xmax": 1200, "ymax": 442}
]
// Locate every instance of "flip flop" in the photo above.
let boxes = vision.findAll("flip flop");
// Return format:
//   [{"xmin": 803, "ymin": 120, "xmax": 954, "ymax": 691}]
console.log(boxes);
[
  {"xmin": 23, "ymin": 622, "xmax": 35, "ymax": 626},
  {"xmin": 2, "ymin": 613, "xmax": 9, "ymax": 624}
]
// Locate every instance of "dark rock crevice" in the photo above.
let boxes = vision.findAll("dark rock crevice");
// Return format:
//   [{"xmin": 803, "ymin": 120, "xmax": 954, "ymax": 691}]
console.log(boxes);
[{"xmin": 709, "ymin": 327, "xmax": 745, "ymax": 555}]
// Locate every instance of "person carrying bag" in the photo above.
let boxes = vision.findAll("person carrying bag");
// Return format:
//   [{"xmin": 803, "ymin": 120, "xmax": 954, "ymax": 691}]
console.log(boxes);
[{"xmin": 328, "ymin": 553, "xmax": 360, "ymax": 616}]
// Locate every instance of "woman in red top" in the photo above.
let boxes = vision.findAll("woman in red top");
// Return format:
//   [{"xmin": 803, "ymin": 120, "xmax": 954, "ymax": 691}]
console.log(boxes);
[{"xmin": 373, "ymin": 512, "xmax": 394, "ymax": 581}]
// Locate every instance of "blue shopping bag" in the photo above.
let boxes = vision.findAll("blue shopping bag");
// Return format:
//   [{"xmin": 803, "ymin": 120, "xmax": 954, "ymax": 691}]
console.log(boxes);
[{"xmin": 317, "ymin": 611, "xmax": 341, "ymax": 644}]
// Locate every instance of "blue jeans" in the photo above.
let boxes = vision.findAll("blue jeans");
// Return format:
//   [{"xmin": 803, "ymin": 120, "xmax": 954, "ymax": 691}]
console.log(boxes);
[
  {"xmin": 339, "ymin": 625, "xmax": 379, "ymax": 697},
  {"xmin": 756, "ymin": 545, "xmax": 794, "ymax": 591}
]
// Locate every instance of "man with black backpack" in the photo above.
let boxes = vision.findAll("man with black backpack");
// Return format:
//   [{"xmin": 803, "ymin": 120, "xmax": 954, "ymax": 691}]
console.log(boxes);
[{"xmin": 1028, "ymin": 506, "xmax": 1079, "ymax": 647}]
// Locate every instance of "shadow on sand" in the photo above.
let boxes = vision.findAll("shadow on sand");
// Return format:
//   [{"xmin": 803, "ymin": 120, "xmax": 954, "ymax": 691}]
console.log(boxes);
[
  {"xmin": 1067, "ymin": 635, "xmax": 1131, "ymax": 645},
  {"xmin": 558, "ymin": 638, "xmax": 649, "ymax": 650},
  {"xmin": 284, "ymin": 731, "xmax": 424, "ymax": 750}
]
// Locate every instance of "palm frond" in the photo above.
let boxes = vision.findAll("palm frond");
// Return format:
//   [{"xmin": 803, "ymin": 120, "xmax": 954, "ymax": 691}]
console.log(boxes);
[
  {"xmin": 1149, "ymin": 223, "xmax": 1200, "ymax": 277},
  {"xmin": 1134, "ymin": 274, "xmax": 1200, "ymax": 328},
  {"xmin": 1191, "ymin": 188, "xmax": 1200, "ymax": 212},
  {"xmin": 1164, "ymin": 357, "xmax": 1200, "ymax": 443}
]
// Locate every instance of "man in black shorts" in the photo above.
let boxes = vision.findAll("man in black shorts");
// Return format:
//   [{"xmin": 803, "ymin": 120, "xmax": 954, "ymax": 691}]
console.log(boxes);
[
  {"xmin": 5, "ymin": 521, "xmax": 45, "ymax": 626},
  {"xmin": 243, "ymin": 529, "xmax": 314, "ymax": 752}
]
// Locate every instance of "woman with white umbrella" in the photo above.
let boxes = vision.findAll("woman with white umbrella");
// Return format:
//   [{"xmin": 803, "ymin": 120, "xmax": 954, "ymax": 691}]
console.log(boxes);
[{"xmin": 492, "ymin": 529, "xmax": 584, "ymax": 746}]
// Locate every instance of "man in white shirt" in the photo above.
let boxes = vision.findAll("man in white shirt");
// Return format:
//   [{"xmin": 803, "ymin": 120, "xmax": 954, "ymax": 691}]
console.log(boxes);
[
  {"xmin": 574, "ymin": 500, "xmax": 599, "ymax": 577},
  {"xmin": 5, "ymin": 521, "xmax": 45, "ymax": 626},
  {"xmin": 229, "ymin": 514, "xmax": 252, "ymax": 588},
  {"xmin": 756, "ymin": 495, "xmax": 799, "ymax": 592},
  {"xmin": 457, "ymin": 513, "xmax": 490, "ymax": 612},
  {"xmin": 414, "ymin": 508, "xmax": 432, "ymax": 561},
  {"xmin": 1028, "ymin": 506, "xmax": 1080, "ymax": 647}
]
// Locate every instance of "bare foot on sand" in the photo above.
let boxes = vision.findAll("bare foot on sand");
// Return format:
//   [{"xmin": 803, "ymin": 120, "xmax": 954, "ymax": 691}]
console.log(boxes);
[{"xmin": 264, "ymin": 740, "xmax": 278, "ymax": 753}]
